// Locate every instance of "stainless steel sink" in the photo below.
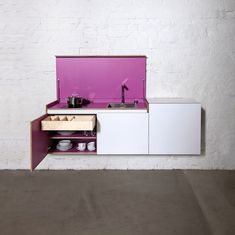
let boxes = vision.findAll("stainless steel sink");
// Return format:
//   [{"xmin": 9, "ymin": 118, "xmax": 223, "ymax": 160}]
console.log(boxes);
[{"xmin": 107, "ymin": 103, "xmax": 136, "ymax": 108}]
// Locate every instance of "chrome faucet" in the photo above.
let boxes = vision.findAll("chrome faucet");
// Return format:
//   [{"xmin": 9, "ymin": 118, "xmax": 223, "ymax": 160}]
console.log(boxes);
[{"xmin": 121, "ymin": 83, "xmax": 128, "ymax": 104}]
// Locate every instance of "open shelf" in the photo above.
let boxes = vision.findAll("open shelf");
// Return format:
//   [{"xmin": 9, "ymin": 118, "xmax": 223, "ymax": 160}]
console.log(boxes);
[
  {"xmin": 49, "ymin": 139, "xmax": 97, "ymax": 155},
  {"xmin": 39, "ymin": 116, "xmax": 97, "ymax": 157}
]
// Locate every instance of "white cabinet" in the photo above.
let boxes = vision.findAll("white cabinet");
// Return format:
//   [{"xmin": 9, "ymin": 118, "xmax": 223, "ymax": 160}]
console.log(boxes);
[
  {"xmin": 97, "ymin": 113, "xmax": 148, "ymax": 154},
  {"xmin": 148, "ymin": 98, "xmax": 201, "ymax": 155}
]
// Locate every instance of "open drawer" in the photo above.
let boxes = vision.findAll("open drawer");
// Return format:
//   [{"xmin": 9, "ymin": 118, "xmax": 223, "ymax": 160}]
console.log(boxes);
[{"xmin": 41, "ymin": 115, "xmax": 96, "ymax": 131}]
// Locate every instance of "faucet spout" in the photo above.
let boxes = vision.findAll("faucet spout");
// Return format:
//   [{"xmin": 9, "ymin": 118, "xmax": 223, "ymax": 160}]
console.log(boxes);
[{"xmin": 121, "ymin": 84, "xmax": 128, "ymax": 104}]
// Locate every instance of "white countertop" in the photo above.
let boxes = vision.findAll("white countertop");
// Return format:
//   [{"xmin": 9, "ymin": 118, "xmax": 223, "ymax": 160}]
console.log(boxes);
[
  {"xmin": 47, "ymin": 108, "xmax": 148, "ymax": 115},
  {"xmin": 47, "ymin": 98, "xmax": 201, "ymax": 114},
  {"xmin": 147, "ymin": 97, "xmax": 200, "ymax": 104}
]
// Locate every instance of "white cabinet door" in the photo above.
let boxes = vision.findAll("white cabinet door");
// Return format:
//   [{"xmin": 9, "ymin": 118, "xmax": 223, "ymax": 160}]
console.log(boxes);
[
  {"xmin": 149, "ymin": 104, "xmax": 201, "ymax": 155},
  {"xmin": 97, "ymin": 113, "xmax": 148, "ymax": 154}
]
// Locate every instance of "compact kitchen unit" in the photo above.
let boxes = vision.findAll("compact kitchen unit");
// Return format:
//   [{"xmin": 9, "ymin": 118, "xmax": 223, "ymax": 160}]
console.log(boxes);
[{"xmin": 30, "ymin": 56, "xmax": 201, "ymax": 170}]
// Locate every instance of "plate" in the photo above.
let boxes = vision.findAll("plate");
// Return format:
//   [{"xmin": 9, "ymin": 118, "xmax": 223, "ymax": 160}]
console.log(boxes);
[{"xmin": 57, "ymin": 131, "xmax": 75, "ymax": 136}]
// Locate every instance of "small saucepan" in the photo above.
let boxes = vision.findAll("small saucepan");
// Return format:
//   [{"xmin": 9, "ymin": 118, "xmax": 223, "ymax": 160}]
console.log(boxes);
[
  {"xmin": 67, "ymin": 96, "xmax": 83, "ymax": 108},
  {"xmin": 67, "ymin": 96, "xmax": 90, "ymax": 108}
]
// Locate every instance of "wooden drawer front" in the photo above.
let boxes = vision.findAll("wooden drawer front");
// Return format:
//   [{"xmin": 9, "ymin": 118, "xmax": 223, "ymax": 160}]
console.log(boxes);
[{"xmin": 41, "ymin": 115, "xmax": 96, "ymax": 131}]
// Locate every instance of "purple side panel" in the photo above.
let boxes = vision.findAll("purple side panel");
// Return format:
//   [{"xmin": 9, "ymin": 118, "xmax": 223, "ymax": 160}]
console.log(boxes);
[
  {"xmin": 31, "ymin": 114, "xmax": 50, "ymax": 170},
  {"xmin": 46, "ymin": 100, "xmax": 59, "ymax": 109},
  {"xmin": 56, "ymin": 57, "xmax": 146, "ymax": 103}
]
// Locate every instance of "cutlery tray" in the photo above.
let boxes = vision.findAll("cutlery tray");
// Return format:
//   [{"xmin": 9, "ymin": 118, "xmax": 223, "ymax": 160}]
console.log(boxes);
[{"xmin": 41, "ymin": 115, "xmax": 96, "ymax": 131}]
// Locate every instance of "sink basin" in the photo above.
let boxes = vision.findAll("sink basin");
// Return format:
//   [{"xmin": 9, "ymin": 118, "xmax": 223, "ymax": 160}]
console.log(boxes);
[{"xmin": 107, "ymin": 103, "xmax": 136, "ymax": 108}]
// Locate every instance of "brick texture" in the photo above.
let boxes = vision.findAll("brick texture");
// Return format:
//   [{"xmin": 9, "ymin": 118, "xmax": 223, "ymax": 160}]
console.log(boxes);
[{"xmin": 0, "ymin": 0, "xmax": 235, "ymax": 169}]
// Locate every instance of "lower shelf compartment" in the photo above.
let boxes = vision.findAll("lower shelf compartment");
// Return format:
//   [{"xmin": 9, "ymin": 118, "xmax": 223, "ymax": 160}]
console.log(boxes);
[
  {"xmin": 49, "ymin": 139, "xmax": 97, "ymax": 155},
  {"xmin": 49, "ymin": 148, "xmax": 97, "ymax": 155},
  {"xmin": 48, "ymin": 147, "xmax": 97, "ymax": 155}
]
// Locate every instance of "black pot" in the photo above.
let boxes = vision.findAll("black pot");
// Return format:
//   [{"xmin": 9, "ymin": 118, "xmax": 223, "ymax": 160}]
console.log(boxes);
[
  {"xmin": 67, "ymin": 96, "xmax": 83, "ymax": 108},
  {"xmin": 67, "ymin": 96, "xmax": 90, "ymax": 108}
]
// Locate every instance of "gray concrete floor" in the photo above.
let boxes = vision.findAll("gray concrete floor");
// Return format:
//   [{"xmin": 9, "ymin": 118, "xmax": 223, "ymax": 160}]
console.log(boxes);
[{"xmin": 0, "ymin": 170, "xmax": 234, "ymax": 235}]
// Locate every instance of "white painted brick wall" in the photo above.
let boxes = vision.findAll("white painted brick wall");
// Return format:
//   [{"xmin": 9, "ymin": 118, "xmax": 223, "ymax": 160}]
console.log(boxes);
[{"xmin": 0, "ymin": 0, "xmax": 235, "ymax": 169}]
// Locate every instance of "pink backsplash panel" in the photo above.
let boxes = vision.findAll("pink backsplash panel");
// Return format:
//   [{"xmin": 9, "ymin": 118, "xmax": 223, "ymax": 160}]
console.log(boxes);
[{"xmin": 56, "ymin": 56, "xmax": 146, "ymax": 103}]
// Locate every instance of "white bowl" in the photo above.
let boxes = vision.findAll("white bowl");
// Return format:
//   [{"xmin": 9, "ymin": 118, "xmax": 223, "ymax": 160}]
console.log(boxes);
[
  {"xmin": 59, "ymin": 140, "xmax": 71, "ymax": 147},
  {"xmin": 88, "ymin": 141, "xmax": 95, "ymax": 146},
  {"xmin": 87, "ymin": 145, "xmax": 95, "ymax": 151}
]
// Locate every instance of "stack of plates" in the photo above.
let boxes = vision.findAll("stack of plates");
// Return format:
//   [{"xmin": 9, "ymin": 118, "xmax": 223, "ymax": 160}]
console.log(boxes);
[
  {"xmin": 56, "ymin": 143, "xmax": 72, "ymax": 151},
  {"xmin": 56, "ymin": 140, "xmax": 73, "ymax": 151}
]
